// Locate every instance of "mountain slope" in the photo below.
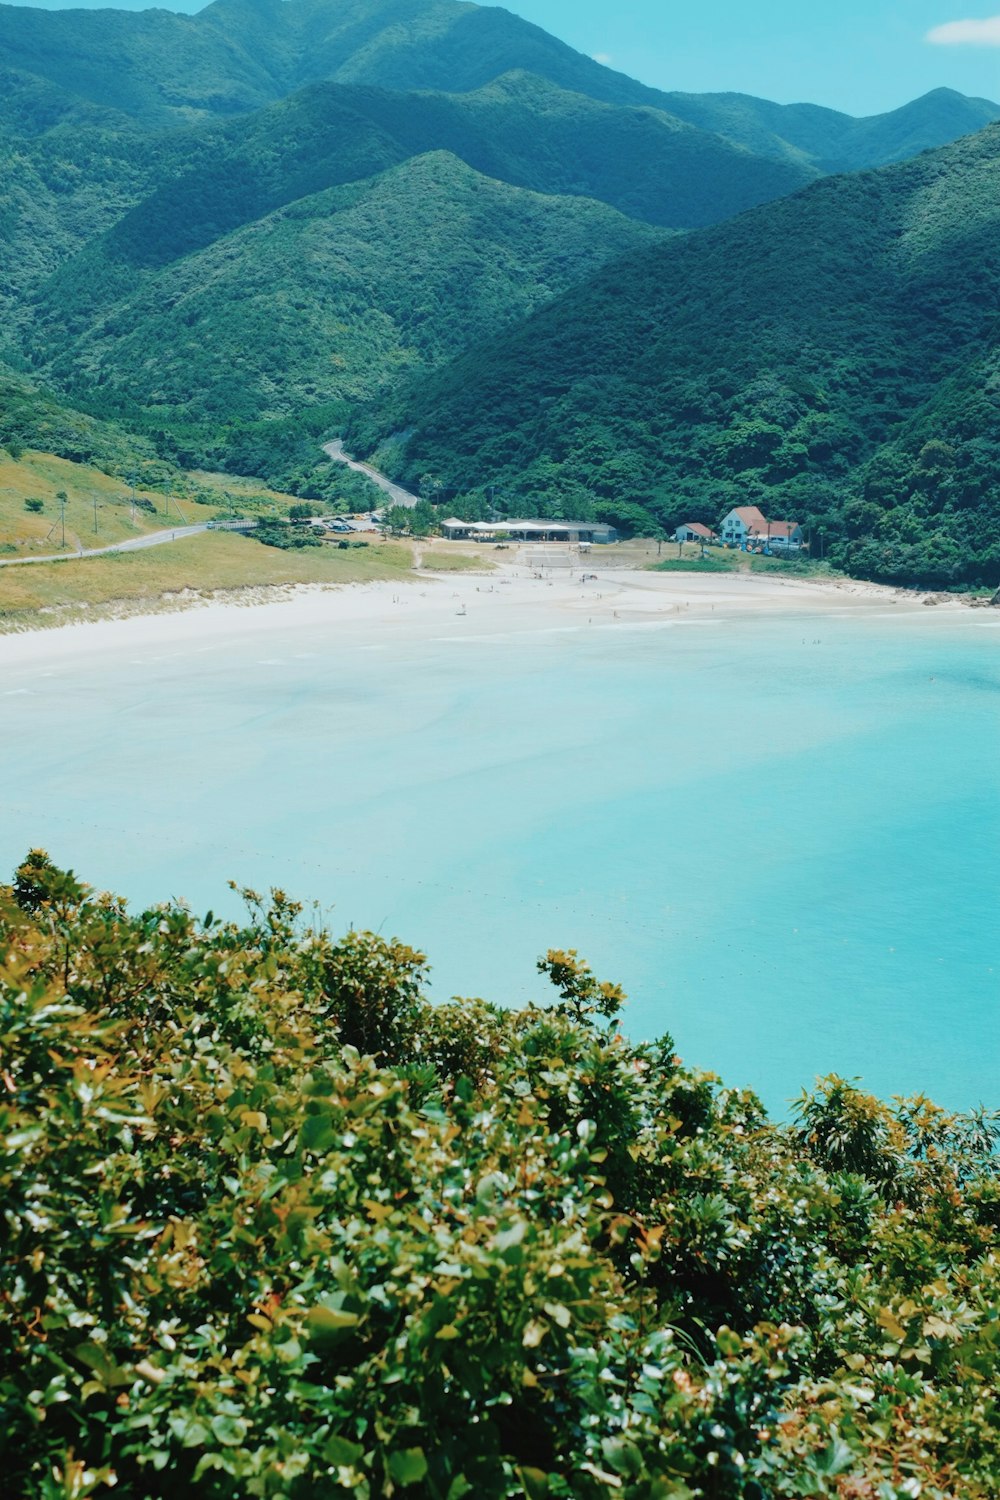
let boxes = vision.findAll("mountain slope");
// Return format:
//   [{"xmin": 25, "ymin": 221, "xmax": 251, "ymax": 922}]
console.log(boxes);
[
  {"xmin": 348, "ymin": 127, "xmax": 1000, "ymax": 587},
  {"xmin": 24, "ymin": 152, "xmax": 660, "ymax": 430},
  {"xmin": 285, "ymin": 74, "xmax": 811, "ymax": 229}
]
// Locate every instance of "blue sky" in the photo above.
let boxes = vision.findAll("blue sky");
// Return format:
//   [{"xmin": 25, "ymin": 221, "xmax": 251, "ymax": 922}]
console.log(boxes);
[
  {"xmin": 11, "ymin": 0, "xmax": 1000, "ymax": 115},
  {"xmin": 512, "ymin": 0, "xmax": 1000, "ymax": 113}
]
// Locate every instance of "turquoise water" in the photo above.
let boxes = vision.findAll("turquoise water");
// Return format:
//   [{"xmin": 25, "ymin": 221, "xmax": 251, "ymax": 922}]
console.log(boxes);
[{"xmin": 2, "ymin": 605, "xmax": 997, "ymax": 1113}]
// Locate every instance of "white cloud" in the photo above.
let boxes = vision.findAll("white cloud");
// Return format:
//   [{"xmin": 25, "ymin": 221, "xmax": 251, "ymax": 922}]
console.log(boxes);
[
  {"xmin": 592, "ymin": 53, "xmax": 613, "ymax": 66},
  {"xmin": 927, "ymin": 16, "xmax": 1000, "ymax": 46}
]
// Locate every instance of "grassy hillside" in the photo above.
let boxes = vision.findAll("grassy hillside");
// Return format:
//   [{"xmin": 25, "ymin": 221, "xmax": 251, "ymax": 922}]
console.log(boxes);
[
  {"xmin": 348, "ymin": 126, "xmax": 1000, "ymax": 588},
  {"xmin": 2, "ymin": 854, "xmax": 998, "ymax": 1497},
  {"xmin": 0, "ymin": 448, "xmax": 214, "ymax": 559}
]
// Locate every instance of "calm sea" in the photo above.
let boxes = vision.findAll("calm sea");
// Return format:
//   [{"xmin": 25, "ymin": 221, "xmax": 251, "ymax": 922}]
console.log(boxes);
[{"xmin": 2, "ymin": 604, "xmax": 997, "ymax": 1113}]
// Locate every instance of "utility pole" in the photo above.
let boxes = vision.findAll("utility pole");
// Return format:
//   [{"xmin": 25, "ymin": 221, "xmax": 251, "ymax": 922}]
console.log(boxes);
[
  {"xmin": 59, "ymin": 494, "xmax": 66, "ymax": 548},
  {"xmin": 93, "ymin": 496, "xmax": 99, "ymax": 534}
]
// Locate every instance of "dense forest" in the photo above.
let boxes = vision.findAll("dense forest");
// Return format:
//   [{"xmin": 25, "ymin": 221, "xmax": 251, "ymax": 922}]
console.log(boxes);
[
  {"xmin": 2, "ymin": 852, "xmax": 998, "ymax": 1498},
  {"xmin": 349, "ymin": 126, "xmax": 1000, "ymax": 587}
]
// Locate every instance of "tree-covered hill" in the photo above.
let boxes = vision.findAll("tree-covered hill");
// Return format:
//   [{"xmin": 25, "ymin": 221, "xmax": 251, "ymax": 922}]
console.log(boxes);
[
  {"xmin": 2, "ymin": 850, "xmax": 999, "ymax": 1498},
  {"xmin": 23, "ymin": 152, "xmax": 658, "ymax": 442},
  {"xmin": 269, "ymin": 74, "xmax": 810, "ymax": 230},
  {"xmin": 346, "ymin": 126, "xmax": 1000, "ymax": 587},
  {"xmin": 0, "ymin": 363, "xmax": 166, "ymax": 481}
]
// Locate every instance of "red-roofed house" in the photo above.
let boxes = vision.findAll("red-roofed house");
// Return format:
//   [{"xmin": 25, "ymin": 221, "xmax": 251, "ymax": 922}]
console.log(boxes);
[
  {"xmin": 674, "ymin": 522, "xmax": 719, "ymax": 544},
  {"xmin": 720, "ymin": 507, "xmax": 803, "ymax": 551},
  {"xmin": 719, "ymin": 506, "xmax": 768, "ymax": 546}
]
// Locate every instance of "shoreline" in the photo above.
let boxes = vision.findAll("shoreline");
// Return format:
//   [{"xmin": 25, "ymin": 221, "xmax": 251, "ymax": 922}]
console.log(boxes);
[{"xmin": 0, "ymin": 563, "xmax": 985, "ymax": 669}]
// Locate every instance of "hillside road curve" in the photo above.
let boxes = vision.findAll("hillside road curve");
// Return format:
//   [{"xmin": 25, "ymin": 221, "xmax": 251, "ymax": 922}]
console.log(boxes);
[{"xmin": 323, "ymin": 439, "xmax": 420, "ymax": 510}]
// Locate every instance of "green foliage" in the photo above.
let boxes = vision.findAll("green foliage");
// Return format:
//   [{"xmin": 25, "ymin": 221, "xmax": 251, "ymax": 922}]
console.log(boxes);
[
  {"xmin": 24, "ymin": 151, "xmax": 657, "ymax": 447},
  {"xmin": 251, "ymin": 519, "xmax": 323, "ymax": 551},
  {"xmin": 353, "ymin": 126, "xmax": 1000, "ymax": 585},
  {"xmin": 2, "ymin": 853, "xmax": 998, "ymax": 1498}
]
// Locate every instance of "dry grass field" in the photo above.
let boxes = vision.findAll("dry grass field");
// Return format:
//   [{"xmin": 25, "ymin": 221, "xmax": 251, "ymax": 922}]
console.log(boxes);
[
  {"xmin": 0, "ymin": 532, "xmax": 416, "ymax": 630},
  {"xmin": 0, "ymin": 451, "xmax": 215, "ymax": 556}
]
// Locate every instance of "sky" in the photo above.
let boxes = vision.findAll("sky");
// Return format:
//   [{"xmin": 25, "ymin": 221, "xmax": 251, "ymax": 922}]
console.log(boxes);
[
  {"xmin": 9, "ymin": 0, "xmax": 1000, "ymax": 116},
  {"xmin": 508, "ymin": 1, "xmax": 1000, "ymax": 113}
]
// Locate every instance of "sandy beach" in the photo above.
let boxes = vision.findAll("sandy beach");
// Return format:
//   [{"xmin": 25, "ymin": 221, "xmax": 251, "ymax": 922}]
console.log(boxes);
[{"xmin": 0, "ymin": 561, "xmax": 970, "ymax": 670}]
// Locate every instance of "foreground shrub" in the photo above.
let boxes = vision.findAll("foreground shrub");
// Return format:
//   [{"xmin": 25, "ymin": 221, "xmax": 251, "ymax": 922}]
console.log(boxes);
[{"xmin": 1, "ymin": 854, "xmax": 997, "ymax": 1498}]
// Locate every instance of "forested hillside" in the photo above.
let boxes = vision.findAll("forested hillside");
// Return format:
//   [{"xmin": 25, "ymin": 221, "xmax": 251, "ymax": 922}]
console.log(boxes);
[
  {"xmin": 21, "ymin": 152, "xmax": 656, "ymax": 456},
  {"xmin": 655, "ymin": 86, "xmax": 1000, "ymax": 173},
  {"xmin": 349, "ymin": 126, "xmax": 1000, "ymax": 587},
  {"xmin": 3, "ymin": 852, "xmax": 999, "ymax": 1498}
]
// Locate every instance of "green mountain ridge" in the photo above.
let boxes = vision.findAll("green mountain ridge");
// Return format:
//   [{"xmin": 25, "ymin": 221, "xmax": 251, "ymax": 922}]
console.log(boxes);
[
  {"xmin": 23, "ymin": 150, "xmax": 659, "ymax": 432},
  {"xmin": 1, "ymin": 0, "xmax": 995, "ymax": 176},
  {"xmin": 347, "ymin": 125, "xmax": 1000, "ymax": 586},
  {"xmin": 656, "ymin": 85, "xmax": 1000, "ymax": 173}
]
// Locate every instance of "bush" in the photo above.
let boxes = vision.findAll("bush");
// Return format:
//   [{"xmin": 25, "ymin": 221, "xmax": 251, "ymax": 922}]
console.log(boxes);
[{"xmin": 1, "ymin": 854, "xmax": 998, "ymax": 1499}]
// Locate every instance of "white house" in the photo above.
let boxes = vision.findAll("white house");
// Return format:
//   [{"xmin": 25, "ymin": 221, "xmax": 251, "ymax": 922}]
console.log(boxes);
[
  {"xmin": 719, "ymin": 507, "xmax": 803, "ymax": 551},
  {"xmin": 719, "ymin": 506, "xmax": 769, "ymax": 547},
  {"xmin": 674, "ymin": 522, "xmax": 718, "ymax": 544}
]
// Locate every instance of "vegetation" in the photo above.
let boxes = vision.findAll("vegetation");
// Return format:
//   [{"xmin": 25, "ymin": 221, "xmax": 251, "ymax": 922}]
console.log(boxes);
[
  {"xmin": 0, "ymin": 532, "xmax": 413, "ymax": 630},
  {"xmin": 350, "ymin": 126, "xmax": 1000, "ymax": 589},
  {"xmin": 1, "ymin": 852, "xmax": 998, "ymax": 1498},
  {"xmin": 23, "ymin": 153, "xmax": 657, "ymax": 448},
  {"xmin": 0, "ymin": 447, "xmax": 215, "ymax": 557}
]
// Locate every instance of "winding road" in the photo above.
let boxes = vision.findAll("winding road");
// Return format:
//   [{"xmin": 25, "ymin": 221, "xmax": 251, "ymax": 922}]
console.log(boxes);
[
  {"xmin": 323, "ymin": 439, "xmax": 421, "ymax": 510},
  {"xmin": 0, "ymin": 523, "xmax": 209, "ymax": 569}
]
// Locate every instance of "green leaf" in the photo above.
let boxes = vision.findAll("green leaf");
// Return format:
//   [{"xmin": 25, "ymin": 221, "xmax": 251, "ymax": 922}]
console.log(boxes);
[
  {"xmin": 495, "ymin": 1219, "xmax": 526, "ymax": 1252},
  {"xmin": 210, "ymin": 1413, "xmax": 249, "ymax": 1447},
  {"xmin": 388, "ymin": 1448, "xmax": 428, "ymax": 1485},
  {"xmin": 323, "ymin": 1434, "xmax": 365, "ymax": 1467},
  {"xmin": 308, "ymin": 1305, "xmax": 360, "ymax": 1343},
  {"xmin": 716, "ymin": 1326, "xmax": 742, "ymax": 1358},
  {"xmin": 519, "ymin": 1468, "xmax": 549, "ymax": 1499},
  {"xmin": 814, "ymin": 1429, "xmax": 857, "ymax": 1477}
]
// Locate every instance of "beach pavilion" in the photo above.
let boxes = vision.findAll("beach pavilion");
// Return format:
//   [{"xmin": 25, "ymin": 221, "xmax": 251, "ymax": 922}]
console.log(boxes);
[{"xmin": 440, "ymin": 518, "xmax": 618, "ymax": 544}]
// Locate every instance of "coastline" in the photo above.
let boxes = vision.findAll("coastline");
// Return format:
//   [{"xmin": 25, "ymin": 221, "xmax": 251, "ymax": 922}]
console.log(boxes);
[{"xmin": 0, "ymin": 562, "xmax": 979, "ymax": 669}]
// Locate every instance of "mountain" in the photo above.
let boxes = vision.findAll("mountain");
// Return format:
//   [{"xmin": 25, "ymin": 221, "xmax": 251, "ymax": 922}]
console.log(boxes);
[
  {"xmin": 4, "ymin": 0, "xmax": 1000, "ymax": 576},
  {"xmin": 346, "ymin": 126, "xmax": 1000, "ymax": 588},
  {"xmin": 655, "ymin": 87, "xmax": 1000, "ymax": 173},
  {"xmin": 23, "ymin": 151, "xmax": 658, "ymax": 429},
  {"xmin": 1, "ymin": 0, "xmax": 995, "ymax": 174},
  {"xmin": 274, "ymin": 74, "xmax": 810, "ymax": 229}
]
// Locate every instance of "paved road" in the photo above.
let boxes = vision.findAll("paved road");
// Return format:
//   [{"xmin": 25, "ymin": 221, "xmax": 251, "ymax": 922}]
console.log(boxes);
[
  {"xmin": 323, "ymin": 439, "xmax": 421, "ymax": 510},
  {"xmin": 0, "ymin": 522, "xmax": 209, "ymax": 569}
]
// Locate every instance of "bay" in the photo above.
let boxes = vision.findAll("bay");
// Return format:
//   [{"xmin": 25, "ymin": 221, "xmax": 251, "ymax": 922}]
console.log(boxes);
[{"xmin": 1, "ymin": 596, "xmax": 997, "ymax": 1113}]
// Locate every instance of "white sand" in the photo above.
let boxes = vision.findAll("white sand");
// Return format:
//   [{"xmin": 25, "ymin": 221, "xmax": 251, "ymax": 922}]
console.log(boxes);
[{"xmin": 0, "ymin": 563, "xmax": 966, "ymax": 670}]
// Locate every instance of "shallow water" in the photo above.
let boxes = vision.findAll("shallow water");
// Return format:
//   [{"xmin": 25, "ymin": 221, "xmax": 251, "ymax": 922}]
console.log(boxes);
[{"xmin": 2, "ymin": 604, "xmax": 998, "ymax": 1113}]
